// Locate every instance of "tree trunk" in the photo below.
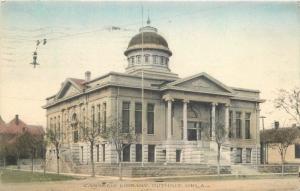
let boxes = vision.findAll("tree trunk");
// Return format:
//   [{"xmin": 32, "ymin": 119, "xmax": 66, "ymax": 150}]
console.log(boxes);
[
  {"xmin": 43, "ymin": 148, "xmax": 46, "ymax": 176},
  {"xmin": 118, "ymin": 151, "xmax": 122, "ymax": 180},
  {"xmin": 31, "ymin": 149, "xmax": 34, "ymax": 173},
  {"xmin": 56, "ymin": 147, "xmax": 60, "ymax": 175},
  {"xmin": 3, "ymin": 156, "xmax": 6, "ymax": 169},
  {"xmin": 17, "ymin": 153, "xmax": 20, "ymax": 169},
  {"xmin": 280, "ymin": 151, "xmax": 285, "ymax": 176},
  {"xmin": 90, "ymin": 142, "xmax": 95, "ymax": 177},
  {"xmin": 217, "ymin": 144, "xmax": 221, "ymax": 176},
  {"xmin": 43, "ymin": 159, "xmax": 46, "ymax": 176}
]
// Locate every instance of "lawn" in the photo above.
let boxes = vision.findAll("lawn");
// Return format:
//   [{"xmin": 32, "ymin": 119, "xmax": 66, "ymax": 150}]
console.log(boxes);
[
  {"xmin": 0, "ymin": 169, "xmax": 78, "ymax": 183},
  {"xmin": 151, "ymin": 174, "xmax": 298, "ymax": 182}
]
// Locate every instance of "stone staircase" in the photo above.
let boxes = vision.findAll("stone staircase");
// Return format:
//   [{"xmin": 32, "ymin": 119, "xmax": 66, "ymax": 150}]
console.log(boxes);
[
  {"xmin": 46, "ymin": 144, "xmax": 78, "ymax": 173},
  {"xmin": 70, "ymin": 143, "xmax": 80, "ymax": 164},
  {"xmin": 182, "ymin": 141, "xmax": 231, "ymax": 165}
]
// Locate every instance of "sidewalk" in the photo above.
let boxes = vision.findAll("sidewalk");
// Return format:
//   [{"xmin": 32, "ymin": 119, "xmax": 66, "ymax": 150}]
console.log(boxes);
[{"xmin": 3, "ymin": 166, "xmax": 299, "ymax": 182}]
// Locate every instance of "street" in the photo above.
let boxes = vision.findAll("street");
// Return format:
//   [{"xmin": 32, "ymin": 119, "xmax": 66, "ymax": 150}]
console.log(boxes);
[{"xmin": 1, "ymin": 176, "xmax": 300, "ymax": 191}]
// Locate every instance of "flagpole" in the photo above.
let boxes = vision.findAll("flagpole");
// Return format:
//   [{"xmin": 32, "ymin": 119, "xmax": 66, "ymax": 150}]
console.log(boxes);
[{"xmin": 141, "ymin": 5, "xmax": 145, "ymax": 167}]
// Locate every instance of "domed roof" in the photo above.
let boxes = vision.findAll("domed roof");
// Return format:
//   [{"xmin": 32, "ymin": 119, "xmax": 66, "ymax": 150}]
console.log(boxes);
[
  {"xmin": 128, "ymin": 32, "xmax": 169, "ymax": 48},
  {"xmin": 124, "ymin": 25, "xmax": 172, "ymax": 56}
]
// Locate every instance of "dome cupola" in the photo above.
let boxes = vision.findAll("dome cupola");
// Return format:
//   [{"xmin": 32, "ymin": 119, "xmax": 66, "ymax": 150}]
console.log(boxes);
[{"xmin": 124, "ymin": 18, "xmax": 178, "ymax": 80}]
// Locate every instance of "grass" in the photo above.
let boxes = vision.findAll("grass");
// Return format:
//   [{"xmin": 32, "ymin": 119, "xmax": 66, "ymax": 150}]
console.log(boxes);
[
  {"xmin": 151, "ymin": 174, "xmax": 299, "ymax": 182},
  {"xmin": 0, "ymin": 169, "xmax": 78, "ymax": 183}
]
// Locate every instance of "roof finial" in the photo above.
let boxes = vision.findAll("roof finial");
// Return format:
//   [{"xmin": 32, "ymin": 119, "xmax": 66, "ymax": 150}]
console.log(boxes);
[{"xmin": 147, "ymin": 11, "xmax": 151, "ymax": 25}]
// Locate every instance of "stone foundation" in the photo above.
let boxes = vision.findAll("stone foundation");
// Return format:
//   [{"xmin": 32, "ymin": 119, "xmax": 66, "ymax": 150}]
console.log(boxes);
[{"xmin": 73, "ymin": 163, "xmax": 231, "ymax": 177}]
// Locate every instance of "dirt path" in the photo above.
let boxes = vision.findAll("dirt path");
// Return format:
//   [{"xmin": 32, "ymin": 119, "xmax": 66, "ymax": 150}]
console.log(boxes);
[{"xmin": 1, "ymin": 177, "xmax": 300, "ymax": 191}]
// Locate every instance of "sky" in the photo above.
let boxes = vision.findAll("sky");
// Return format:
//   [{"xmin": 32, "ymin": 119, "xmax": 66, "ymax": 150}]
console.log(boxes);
[{"xmin": 0, "ymin": 1, "xmax": 299, "ymax": 128}]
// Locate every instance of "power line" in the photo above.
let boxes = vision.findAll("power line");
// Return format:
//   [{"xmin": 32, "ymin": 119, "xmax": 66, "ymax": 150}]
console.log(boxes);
[
  {"xmin": 1, "ymin": 3, "xmax": 240, "ymax": 43},
  {"xmin": 0, "ymin": 96, "xmax": 44, "ymax": 102}
]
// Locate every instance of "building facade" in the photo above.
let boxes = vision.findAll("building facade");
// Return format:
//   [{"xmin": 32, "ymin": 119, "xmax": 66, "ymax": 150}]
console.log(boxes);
[
  {"xmin": 261, "ymin": 126, "xmax": 300, "ymax": 164},
  {"xmin": 44, "ymin": 23, "xmax": 264, "ymax": 166}
]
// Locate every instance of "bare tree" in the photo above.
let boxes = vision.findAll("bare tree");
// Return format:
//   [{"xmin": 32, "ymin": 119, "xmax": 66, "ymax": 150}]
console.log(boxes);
[
  {"xmin": 46, "ymin": 128, "xmax": 62, "ymax": 175},
  {"xmin": 40, "ymin": 139, "xmax": 48, "ymax": 176},
  {"xmin": 215, "ymin": 122, "xmax": 227, "ymax": 176},
  {"xmin": 102, "ymin": 118, "xmax": 135, "ymax": 180},
  {"xmin": 261, "ymin": 127, "xmax": 300, "ymax": 175},
  {"xmin": 274, "ymin": 87, "xmax": 300, "ymax": 126},
  {"xmin": 203, "ymin": 122, "xmax": 226, "ymax": 176},
  {"xmin": 78, "ymin": 117, "xmax": 103, "ymax": 177}
]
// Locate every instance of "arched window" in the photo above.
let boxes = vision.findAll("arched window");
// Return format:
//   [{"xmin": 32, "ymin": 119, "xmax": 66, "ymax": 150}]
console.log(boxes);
[
  {"xmin": 71, "ymin": 113, "xmax": 78, "ymax": 143},
  {"xmin": 144, "ymin": 55, "xmax": 150, "ymax": 63},
  {"xmin": 136, "ymin": 55, "xmax": 141, "ymax": 64},
  {"xmin": 153, "ymin": 55, "xmax": 157, "ymax": 64},
  {"xmin": 160, "ymin": 56, "xmax": 164, "ymax": 65}
]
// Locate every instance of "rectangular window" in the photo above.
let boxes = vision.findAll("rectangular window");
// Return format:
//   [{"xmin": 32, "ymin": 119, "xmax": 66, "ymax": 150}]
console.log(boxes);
[
  {"xmin": 209, "ymin": 112, "xmax": 212, "ymax": 137},
  {"xmin": 102, "ymin": 144, "xmax": 105, "ymax": 162},
  {"xmin": 82, "ymin": 108, "xmax": 86, "ymax": 129},
  {"xmin": 91, "ymin": 106, "xmax": 95, "ymax": 128},
  {"xmin": 229, "ymin": 111, "xmax": 233, "ymax": 138},
  {"xmin": 136, "ymin": 55, "xmax": 141, "ymax": 64},
  {"xmin": 135, "ymin": 103, "xmax": 142, "ymax": 134},
  {"xmin": 136, "ymin": 144, "xmax": 142, "ymax": 162},
  {"xmin": 147, "ymin": 103, "xmax": 154, "ymax": 134},
  {"xmin": 171, "ymin": 104, "xmax": 174, "ymax": 135},
  {"xmin": 122, "ymin": 102, "xmax": 130, "ymax": 133},
  {"xmin": 96, "ymin": 145, "xmax": 99, "ymax": 162},
  {"xmin": 245, "ymin": 113, "xmax": 251, "ymax": 139},
  {"xmin": 103, "ymin": 103, "xmax": 106, "ymax": 132},
  {"xmin": 187, "ymin": 122, "xmax": 201, "ymax": 141},
  {"xmin": 54, "ymin": 117, "xmax": 57, "ymax": 134},
  {"xmin": 236, "ymin": 112, "xmax": 242, "ymax": 138},
  {"xmin": 148, "ymin": 145, "xmax": 155, "ymax": 162},
  {"xmin": 176, "ymin": 150, "xmax": 181, "ymax": 162},
  {"xmin": 122, "ymin": 144, "xmax": 130, "ymax": 162},
  {"xmin": 57, "ymin": 116, "xmax": 61, "ymax": 140},
  {"xmin": 97, "ymin": 104, "xmax": 101, "ymax": 133},
  {"xmin": 81, "ymin": 146, "xmax": 84, "ymax": 163},
  {"xmin": 49, "ymin": 117, "xmax": 52, "ymax": 132},
  {"xmin": 236, "ymin": 148, "xmax": 242, "ymax": 163},
  {"xmin": 246, "ymin": 148, "xmax": 252, "ymax": 163},
  {"xmin": 295, "ymin": 144, "xmax": 300, "ymax": 158},
  {"xmin": 145, "ymin": 55, "xmax": 149, "ymax": 63},
  {"xmin": 162, "ymin": 150, "xmax": 166, "ymax": 162},
  {"xmin": 160, "ymin": 56, "xmax": 164, "ymax": 65}
]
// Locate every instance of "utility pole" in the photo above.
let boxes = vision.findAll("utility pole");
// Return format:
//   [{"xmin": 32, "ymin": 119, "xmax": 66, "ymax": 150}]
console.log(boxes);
[{"xmin": 260, "ymin": 116, "xmax": 266, "ymax": 164}]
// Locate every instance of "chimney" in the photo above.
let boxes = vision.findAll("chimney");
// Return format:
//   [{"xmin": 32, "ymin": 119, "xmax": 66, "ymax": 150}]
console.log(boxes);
[
  {"xmin": 274, "ymin": 121, "xmax": 279, "ymax": 129},
  {"xmin": 15, "ymin": 114, "xmax": 19, "ymax": 125},
  {"xmin": 85, "ymin": 71, "xmax": 91, "ymax": 82}
]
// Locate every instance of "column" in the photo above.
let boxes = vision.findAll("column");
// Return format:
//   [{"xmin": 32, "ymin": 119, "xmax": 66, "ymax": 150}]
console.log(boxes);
[
  {"xmin": 255, "ymin": 103, "xmax": 260, "ymax": 164},
  {"xmin": 167, "ymin": 98, "xmax": 173, "ymax": 140},
  {"xmin": 183, "ymin": 99, "xmax": 189, "ymax": 141},
  {"xmin": 164, "ymin": 96, "xmax": 173, "ymax": 163},
  {"xmin": 211, "ymin": 102, "xmax": 217, "ymax": 140},
  {"xmin": 225, "ymin": 104, "xmax": 230, "ymax": 138}
]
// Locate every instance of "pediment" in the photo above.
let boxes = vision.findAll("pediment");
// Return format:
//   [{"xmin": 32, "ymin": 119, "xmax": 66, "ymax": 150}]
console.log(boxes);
[
  {"xmin": 167, "ymin": 73, "xmax": 233, "ymax": 94},
  {"xmin": 56, "ymin": 80, "xmax": 83, "ymax": 99}
]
